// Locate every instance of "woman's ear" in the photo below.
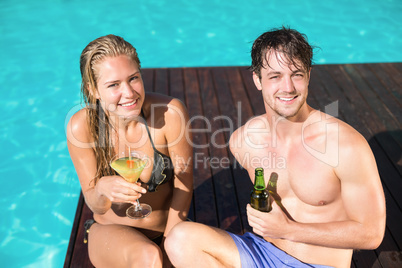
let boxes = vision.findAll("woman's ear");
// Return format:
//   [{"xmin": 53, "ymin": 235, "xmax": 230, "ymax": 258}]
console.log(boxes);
[{"xmin": 253, "ymin": 72, "xmax": 262, "ymax": 91}]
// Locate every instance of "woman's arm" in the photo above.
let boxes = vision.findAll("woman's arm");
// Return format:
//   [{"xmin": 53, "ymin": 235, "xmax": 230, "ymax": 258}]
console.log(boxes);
[
  {"xmin": 66, "ymin": 109, "xmax": 144, "ymax": 215},
  {"xmin": 163, "ymin": 99, "xmax": 194, "ymax": 236}
]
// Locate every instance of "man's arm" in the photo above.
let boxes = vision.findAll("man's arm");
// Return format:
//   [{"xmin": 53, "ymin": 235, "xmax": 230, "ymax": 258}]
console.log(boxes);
[
  {"xmin": 229, "ymin": 116, "xmax": 271, "ymax": 180},
  {"xmin": 247, "ymin": 128, "xmax": 386, "ymax": 250}
]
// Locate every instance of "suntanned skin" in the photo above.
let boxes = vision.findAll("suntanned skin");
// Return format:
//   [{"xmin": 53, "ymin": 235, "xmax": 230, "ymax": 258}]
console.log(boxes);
[
  {"xmin": 67, "ymin": 55, "xmax": 193, "ymax": 268},
  {"xmin": 164, "ymin": 51, "xmax": 386, "ymax": 268}
]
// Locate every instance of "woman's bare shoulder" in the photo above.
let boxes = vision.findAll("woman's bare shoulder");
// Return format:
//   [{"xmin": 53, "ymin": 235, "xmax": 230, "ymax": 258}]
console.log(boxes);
[
  {"xmin": 143, "ymin": 93, "xmax": 188, "ymax": 122},
  {"xmin": 66, "ymin": 108, "xmax": 93, "ymax": 147}
]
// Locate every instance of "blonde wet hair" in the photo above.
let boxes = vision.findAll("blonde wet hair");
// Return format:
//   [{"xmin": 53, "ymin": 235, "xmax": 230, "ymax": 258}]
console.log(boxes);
[{"xmin": 79, "ymin": 34, "xmax": 141, "ymax": 184}]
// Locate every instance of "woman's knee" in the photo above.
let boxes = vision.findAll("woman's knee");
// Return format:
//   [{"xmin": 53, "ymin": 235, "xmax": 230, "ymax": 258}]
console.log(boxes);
[
  {"xmin": 87, "ymin": 223, "xmax": 163, "ymax": 268},
  {"xmin": 127, "ymin": 242, "xmax": 163, "ymax": 267}
]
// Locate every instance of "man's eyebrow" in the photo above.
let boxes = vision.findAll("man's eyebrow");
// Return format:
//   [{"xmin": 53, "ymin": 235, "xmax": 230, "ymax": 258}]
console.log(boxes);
[
  {"xmin": 266, "ymin": 70, "xmax": 282, "ymax": 76},
  {"xmin": 292, "ymin": 69, "xmax": 305, "ymax": 73}
]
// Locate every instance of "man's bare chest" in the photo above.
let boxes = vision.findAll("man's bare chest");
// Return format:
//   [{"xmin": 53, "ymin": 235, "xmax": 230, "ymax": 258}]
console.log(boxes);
[{"xmin": 252, "ymin": 144, "xmax": 341, "ymax": 208}]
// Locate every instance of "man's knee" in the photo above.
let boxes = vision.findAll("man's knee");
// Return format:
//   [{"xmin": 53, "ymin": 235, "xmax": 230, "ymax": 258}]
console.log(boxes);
[
  {"xmin": 165, "ymin": 222, "xmax": 187, "ymax": 248},
  {"xmin": 165, "ymin": 222, "xmax": 195, "ymax": 259}
]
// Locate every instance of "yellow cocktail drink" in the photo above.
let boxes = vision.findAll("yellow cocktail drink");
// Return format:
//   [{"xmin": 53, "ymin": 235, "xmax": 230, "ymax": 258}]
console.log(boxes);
[
  {"xmin": 110, "ymin": 150, "xmax": 152, "ymax": 219},
  {"xmin": 111, "ymin": 157, "xmax": 146, "ymax": 183}
]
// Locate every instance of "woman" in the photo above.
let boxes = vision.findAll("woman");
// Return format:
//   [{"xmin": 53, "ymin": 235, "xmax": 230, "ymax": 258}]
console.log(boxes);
[{"xmin": 66, "ymin": 35, "xmax": 193, "ymax": 267}]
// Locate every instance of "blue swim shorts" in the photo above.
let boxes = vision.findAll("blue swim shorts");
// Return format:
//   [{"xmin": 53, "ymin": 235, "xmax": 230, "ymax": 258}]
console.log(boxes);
[{"xmin": 228, "ymin": 232, "xmax": 333, "ymax": 268}]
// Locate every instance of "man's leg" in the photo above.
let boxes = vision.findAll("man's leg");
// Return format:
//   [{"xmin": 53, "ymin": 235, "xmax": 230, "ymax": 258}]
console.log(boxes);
[{"xmin": 165, "ymin": 221, "xmax": 241, "ymax": 268}]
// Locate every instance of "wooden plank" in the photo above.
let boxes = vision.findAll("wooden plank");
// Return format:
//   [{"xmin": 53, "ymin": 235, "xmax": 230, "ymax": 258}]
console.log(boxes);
[
  {"xmin": 308, "ymin": 67, "xmax": 337, "ymax": 112},
  {"xmin": 353, "ymin": 249, "xmax": 380, "ymax": 268},
  {"xmin": 353, "ymin": 64, "xmax": 401, "ymax": 127},
  {"xmin": 239, "ymin": 67, "xmax": 266, "ymax": 116},
  {"xmin": 328, "ymin": 64, "xmax": 387, "ymax": 134},
  {"xmin": 183, "ymin": 68, "xmax": 218, "ymax": 226},
  {"xmin": 381, "ymin": 63, "xmax": 402, "ymax": 96},
  {"xmin": 301, "ymin": 65, "xmax": 401, "ymax": 185},
  {"xmin": 70, "ymin": 202, "xmax": 94, "ymax": 268},
  {"xmin": 225, "ymin": 67, "xmax": 254, "ymax": 124},
  {"xmin": 166, "ymin": 67, "xmax": 195, "ymax": 221},
  {"xmin": 373, "ymin": 251, "xmax": 402, "ymax": 268},
  {"xmin": 340, "ymin": 64, "xmax": 402, "ymax": 175},
  {"xmin": 169, "ymin": 68, "xmax": 185, "ymax": 103},
  {"xmin": 343, "ymin": 64, "xmax": 400, "ymax": 131},
  {"xmin": 210, "ymin": 67, "xmax": 254, "ymax": 234},
  {"xmin": 225, "ymin": 67, "xmax": 258, "ymax": 234},
  {"xmin": 64, "ymin": 193, "xmax": 94, "ymax": 268},
  {"xmin": 373, "ymin": 131, "xmax": 402, "ymax": 176},
  {"xmin": 197, "ymin": 67, "xmax": 242, "ymax": 233},
  {"xmin": 368, "ymin": 64, "xmax": 401, "ymax": 101},
  {"xmin": 63, "ymin": 192, "xmax": 84, "ymax": 268},
  {"xmin": 142, "ymin": 68, "xmax": 154, "ymax": 92},
  {"xmin": 369, "ymin": 140, "xmax": 402, "ymax": 245},
  {"xmin": 391, "ymin": 62, "xmax": 402, "ymax": 74},
  {"xmin": 313, "ymin": 65, "xmax": 372, "ymax": 138},
  {"xmin": 154, "ymin": 68, "xmax": 169, "ymax": 95}
]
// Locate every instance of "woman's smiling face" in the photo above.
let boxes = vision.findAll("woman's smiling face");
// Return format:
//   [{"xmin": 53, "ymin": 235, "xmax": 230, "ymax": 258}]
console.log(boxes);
[{"xmin": 94, "ymin": 54, "xmax": 145, "ymax": 119}]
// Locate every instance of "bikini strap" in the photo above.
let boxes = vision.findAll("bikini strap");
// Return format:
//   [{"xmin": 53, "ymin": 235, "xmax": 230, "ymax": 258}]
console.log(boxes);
[{"xmin": 141, "ymin": 110, "xmax": 157, "ymax": 150}]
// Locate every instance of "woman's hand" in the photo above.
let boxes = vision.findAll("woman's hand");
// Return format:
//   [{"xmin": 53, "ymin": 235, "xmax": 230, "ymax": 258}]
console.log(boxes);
[{"xmin": 95, "ymin": 175, "xmax": 147, "ymax": 204}]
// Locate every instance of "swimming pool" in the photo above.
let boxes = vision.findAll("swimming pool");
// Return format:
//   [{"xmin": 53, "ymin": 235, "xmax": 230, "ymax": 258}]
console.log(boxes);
[{"xmin": 0, "ymin": 0, "xmax": 400, "ymax": 266}]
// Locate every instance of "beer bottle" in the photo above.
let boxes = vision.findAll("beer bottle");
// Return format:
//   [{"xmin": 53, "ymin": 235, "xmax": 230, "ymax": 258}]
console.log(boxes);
[
  {"xmin": 267, "ymin": 172, "xmax": 278, "ymax": 197},
  {"xmin": 250, "ymin": 168, "xmax": 272, "ymax": 212}
]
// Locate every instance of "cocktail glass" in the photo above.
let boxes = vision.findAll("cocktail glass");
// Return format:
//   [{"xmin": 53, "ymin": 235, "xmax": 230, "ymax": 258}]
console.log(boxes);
[{"xmin": 110, "ymin": 150, "xmax": 152, "ymax": 219}]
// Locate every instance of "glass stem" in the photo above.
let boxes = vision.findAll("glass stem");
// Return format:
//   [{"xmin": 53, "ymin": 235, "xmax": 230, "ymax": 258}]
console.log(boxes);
[{"xmin": 135, "ymin": 199, "xmax": 142, "ymax": 211}]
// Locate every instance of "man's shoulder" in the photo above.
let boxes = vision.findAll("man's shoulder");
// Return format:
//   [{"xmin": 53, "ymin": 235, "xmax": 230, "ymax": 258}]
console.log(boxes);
[
  {"xmin": 233, "ymin": 115, "xmax": 269, "ymax": 137},
  {"xmin": 305, "ymin": 110, "xmax": 361, "ymax": 138},
  {"xmin": 302, "ymin": 110, "xmax": 369, "ymax": 167},
  {"xmin": 246, "ymin": 114, "xmax": 271, "ymax": 129},
  {"xmin": 229, "ymin": 115, "xmax": 270, "ymax": 153},
  {"xmin": 321, "ymin": 112, "xmax": 365, "ymax": 145}
]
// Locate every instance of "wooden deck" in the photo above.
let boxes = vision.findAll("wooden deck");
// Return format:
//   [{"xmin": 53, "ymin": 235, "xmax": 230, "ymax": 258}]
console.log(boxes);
[{"xmin": 64, "ymin": 63, "xmax": 402, "ymax": 268}]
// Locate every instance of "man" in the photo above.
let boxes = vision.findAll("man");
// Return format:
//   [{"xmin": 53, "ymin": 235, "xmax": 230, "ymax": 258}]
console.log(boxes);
[{"xmin": 165, "ymin": 27, "xmax": 386, "ymax": 268}]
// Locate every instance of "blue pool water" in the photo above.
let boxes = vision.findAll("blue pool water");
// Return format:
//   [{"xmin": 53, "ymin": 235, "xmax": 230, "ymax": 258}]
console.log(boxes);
[{"xmin": 0, "ymin": 0, "xmax": 400, "ymax": 266}]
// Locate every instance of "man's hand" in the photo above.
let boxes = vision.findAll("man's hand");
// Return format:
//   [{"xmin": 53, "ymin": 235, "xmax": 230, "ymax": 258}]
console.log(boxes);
[{"xmin": 246, "ymin": 201, "xmax": 292, "ymax": 239}]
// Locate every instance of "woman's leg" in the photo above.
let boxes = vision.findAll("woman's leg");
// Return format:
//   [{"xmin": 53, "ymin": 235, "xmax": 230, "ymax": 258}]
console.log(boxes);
[
  {"xmin": 88, "ymin": 223, "xmax": 163, "ymax": 268},
  {"xmin": 165, "ymin": 222, "xmax": 241, "ymax": 268}
]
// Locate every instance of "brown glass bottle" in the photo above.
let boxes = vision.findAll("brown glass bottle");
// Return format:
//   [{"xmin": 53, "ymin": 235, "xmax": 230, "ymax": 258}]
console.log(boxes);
[{"xmin": 250, "ymin": 168, "xmax": 272, "ymax": 212}]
